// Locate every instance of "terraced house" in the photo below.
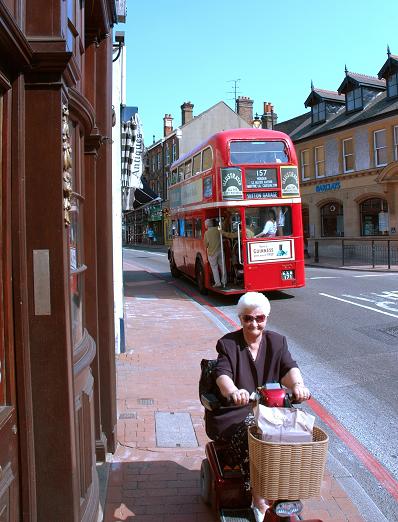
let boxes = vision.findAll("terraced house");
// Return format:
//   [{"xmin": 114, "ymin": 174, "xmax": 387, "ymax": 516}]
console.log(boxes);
[{"xmin": 276, "ymin": 49, "xmax": 398, "ymax": 261}]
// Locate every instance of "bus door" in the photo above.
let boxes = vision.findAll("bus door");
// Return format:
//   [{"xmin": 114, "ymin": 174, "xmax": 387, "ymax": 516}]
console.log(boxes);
[
  {"xmin": 219, "ymin": 209, "xmax": 244, "ymax": 287},
  {"xmin": 243, "ymin": 205, "xmax": 295, "ymax": 290}
]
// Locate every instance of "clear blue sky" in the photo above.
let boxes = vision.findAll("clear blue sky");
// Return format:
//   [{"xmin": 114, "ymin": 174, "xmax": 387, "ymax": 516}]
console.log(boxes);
[{"xmin": 122, "ymin": 0, "xmax": 398, "ymax": 144}]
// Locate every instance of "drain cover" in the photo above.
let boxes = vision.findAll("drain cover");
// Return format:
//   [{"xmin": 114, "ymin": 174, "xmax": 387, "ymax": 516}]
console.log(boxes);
[{"xmin": 155, "ymin": 412, "xmax": 198, "ymax": 447}]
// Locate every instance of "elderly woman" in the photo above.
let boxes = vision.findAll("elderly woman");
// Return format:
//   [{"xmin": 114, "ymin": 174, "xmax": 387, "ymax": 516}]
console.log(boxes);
[{"xmin": 207, "ymin": 292, "xmax": 310, "ymax": 521}]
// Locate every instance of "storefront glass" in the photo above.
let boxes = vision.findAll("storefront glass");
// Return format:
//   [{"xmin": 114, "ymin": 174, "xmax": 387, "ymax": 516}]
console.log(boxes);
[
  {"xmin": 320, "ymin": 202, "xmax": 344, "ymax": 237},
  {"xmin": 360, "ymin": 198, "xmax": 388, "ymax": 236}
]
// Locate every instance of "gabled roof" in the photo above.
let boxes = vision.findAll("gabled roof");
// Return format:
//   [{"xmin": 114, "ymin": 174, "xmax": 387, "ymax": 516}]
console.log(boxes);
[
  {"xmin": 275, "ymin": 88, "xmax": 398, "ymax": 143},
  {"xmin": 180, "ymin": 100, "xmax": 248, "ymax": 129},
  {"xmin": 378, "ymin": 54, "xmax": 398, "ymax": 79},
  {"xmin": 304, "ymin": 88, "xmax": 345, "ymax": 108},
  {"xmin": 338, "ymin": 71, "xmax": 386, "ymax": 94}
]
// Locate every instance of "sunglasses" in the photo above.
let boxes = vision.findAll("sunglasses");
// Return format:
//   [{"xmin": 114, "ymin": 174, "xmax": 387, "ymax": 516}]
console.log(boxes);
[{"xmin": 241, "ymin": 314, "xmax": 266, "ymax": 324}]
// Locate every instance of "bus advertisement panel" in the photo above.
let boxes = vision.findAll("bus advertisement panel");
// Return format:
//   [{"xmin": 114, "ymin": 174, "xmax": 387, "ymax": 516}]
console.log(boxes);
[{"xmin": 167, "ymin": 128, "xmax": 305, "ymax": 294}]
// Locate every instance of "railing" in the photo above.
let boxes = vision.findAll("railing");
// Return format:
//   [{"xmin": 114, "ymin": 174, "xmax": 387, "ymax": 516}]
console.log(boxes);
[{"xmin": 308, "ymin": 238, "xmax": 398, "ymax": 269}]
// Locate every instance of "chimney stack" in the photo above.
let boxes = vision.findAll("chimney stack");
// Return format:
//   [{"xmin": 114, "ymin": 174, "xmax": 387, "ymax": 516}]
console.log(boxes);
[
  {"xmin": 261, "ymin": 101, "xmax": 278, "ymax": 129},
  {"xmin": 236, "ymin": 96, "xmax": 254, "ymax": 125},
  {"xmin": 181, "ymin": 101, "xmax": 194, "ymax": 125},
  {"xmin": 163, "ymin": 113, "xmax": 173, "ymax": 137}
]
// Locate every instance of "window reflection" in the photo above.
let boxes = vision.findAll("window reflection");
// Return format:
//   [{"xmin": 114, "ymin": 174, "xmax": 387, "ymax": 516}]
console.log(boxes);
[{"xmin": 245, "ymin": 206, "xmax": 292, "ymax": 237}]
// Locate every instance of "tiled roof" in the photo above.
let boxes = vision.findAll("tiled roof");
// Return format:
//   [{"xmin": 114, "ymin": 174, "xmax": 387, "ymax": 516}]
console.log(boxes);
[
  {"xmin": 276, "ymin": 89, "xmax": 398, "ymax": 143},
  {"xmin": 314, "ymin": 88, "xmax": 345, "ymax": 102},
  {"xmin": 348, "ymin": 71, "xmax": 386, "ymax": 87}
]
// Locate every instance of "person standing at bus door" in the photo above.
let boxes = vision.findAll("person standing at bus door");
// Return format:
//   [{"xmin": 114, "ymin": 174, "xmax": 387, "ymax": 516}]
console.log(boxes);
[
  {"xmin": 254, "ymin": 209, "xmax": 277, "ymax": 238},
  {"xmin": 204, "ymin": 218, "xmax": 226, "ymax": 288},
  {"xmin": 276, "ymin": 207, "xmax": 287, "ymax": 236}
]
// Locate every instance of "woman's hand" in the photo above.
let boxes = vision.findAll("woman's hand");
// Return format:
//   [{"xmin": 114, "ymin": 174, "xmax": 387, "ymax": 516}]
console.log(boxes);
[
  {"xmin": 291, "ymin": 383, "xmax": 311, "ymax": 402},
  {"xmin": 229, "ymin": 388, "xmax": 250, "ymax": 406}
]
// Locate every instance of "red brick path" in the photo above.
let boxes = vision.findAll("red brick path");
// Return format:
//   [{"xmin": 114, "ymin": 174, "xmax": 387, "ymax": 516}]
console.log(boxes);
[{"xmin": 104, "ymin": 260, "xmax": 365, "ymax": 521}]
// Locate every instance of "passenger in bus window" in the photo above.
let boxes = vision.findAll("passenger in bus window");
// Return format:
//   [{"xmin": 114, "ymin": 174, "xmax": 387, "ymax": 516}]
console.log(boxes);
[
  {"xmin": 276, "ymin": 206, "xmax": 288, "ymax": 236},
  {"xmin": 254, "ymin": 209, "xmax": 277, "ymax": 238},
  {"xmin": 204, "ymin": 218, "xmax": 226, "ymax": 287}
]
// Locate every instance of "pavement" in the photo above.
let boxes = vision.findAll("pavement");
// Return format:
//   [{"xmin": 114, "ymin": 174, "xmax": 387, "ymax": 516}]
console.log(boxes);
[{"xmin": 102, "ymin": 248, "xmax": 371, "ymax": 522}]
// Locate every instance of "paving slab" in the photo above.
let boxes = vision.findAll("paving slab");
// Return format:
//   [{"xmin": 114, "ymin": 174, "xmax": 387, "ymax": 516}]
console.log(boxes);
[{"xmin": 104, "ymin": 258, "xmax": 366, "ymax": 521}]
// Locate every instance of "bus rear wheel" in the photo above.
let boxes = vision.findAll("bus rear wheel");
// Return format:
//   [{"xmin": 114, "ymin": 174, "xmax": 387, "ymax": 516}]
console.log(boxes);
[
  {"xmin": 169, "ymin": 253, "xmax": 181, "ymax": 278},
  {"xmin": 195, "ymin": 261, "xmax": 208, "ymax": 295}
]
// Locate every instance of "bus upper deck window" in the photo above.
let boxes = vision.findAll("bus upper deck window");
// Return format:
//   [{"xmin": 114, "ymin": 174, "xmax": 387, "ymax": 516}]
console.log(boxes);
[{"xmin": 230, "ymin": 141, "xmax": 289, "ymax": 165}]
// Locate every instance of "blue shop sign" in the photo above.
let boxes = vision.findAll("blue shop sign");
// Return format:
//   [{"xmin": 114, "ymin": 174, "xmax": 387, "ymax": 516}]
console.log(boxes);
[{"xmin": 315, "ymin": 181, "xmax": 341, "ymax": 193}]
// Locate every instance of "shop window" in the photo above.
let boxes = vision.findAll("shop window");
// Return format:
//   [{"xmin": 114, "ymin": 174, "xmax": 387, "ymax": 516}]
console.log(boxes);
[
  {"xmin": 300, "ymin": 149, "xmax": 310, "ymax": 181},
  {"xmin": 194, "ymin": 218, "xmax": 202, "ymax": 238},
  {"xmin": 320, "ymin": 202, "xmax": 344, "ymax": 237},
  {"xmin": 360, "ymin": 198, "xmax": 388, "ymax": 236},
  {"xmin": 343, "ymin": 138, "xmax": 354, "ymax": 172},
  {"xmin": 374, "ymin": 129, "xmax": 387, "ymax": 167},
  {"xmin": 315, "ymin": 146, "xmax": 325, "ymax": 178}
]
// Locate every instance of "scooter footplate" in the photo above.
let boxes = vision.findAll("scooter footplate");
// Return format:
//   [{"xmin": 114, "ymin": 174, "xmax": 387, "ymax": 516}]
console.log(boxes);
[{"xmin": 220, "ymin": 508, "xmax": 256, "ymax": 522}]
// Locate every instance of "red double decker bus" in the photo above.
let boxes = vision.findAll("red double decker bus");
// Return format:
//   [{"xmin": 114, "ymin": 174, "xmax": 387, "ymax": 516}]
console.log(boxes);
[{"xmin": 168, "ymin": 128, "xmax": 305, "ymax": 294}]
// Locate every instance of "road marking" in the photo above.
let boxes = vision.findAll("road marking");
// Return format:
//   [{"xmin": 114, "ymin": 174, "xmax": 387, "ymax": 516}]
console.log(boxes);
[
  {"xmin": 319, "ymin": 293, "xmax": 398, "ymax": 318},
  {"xmin": 124, "ymin": 248, "xmax": 167, "ymax": 257},
  {"xmin": 353, "ymin": 274, "xmax": 393, "ymax": 277},
  {"xmin": 308, "ymin": 276, "xmax": 339, "ymax": 280}
]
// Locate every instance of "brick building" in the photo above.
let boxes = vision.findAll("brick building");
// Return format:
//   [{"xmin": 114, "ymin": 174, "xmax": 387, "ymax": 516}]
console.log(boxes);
[{"xmin": 276, "ymin": 50, "xmax": 398, "ymax": 257}]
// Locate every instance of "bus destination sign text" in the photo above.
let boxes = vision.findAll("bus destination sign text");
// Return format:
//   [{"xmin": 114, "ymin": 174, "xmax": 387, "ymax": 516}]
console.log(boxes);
[{"xmin": 245, "ymin": 168, "xmax": 278, "ymax": 189}]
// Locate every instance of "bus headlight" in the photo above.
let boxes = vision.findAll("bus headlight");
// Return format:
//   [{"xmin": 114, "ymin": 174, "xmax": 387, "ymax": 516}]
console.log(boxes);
[{"xmin": 281, "ymin": 270, "xmax": 295, "ymax": 280}]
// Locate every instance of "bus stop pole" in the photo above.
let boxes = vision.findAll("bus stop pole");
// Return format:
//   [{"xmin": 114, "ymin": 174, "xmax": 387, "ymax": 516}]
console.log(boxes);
[{"xmin": 218, "ymin": 209, "xmax": 226, "ymax": 287}]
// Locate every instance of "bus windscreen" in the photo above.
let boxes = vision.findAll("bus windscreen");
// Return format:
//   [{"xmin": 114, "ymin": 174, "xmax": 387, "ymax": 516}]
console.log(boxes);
[{"xmin": 230, "ymin": 141, "xmax": 289, "ymax": 165}]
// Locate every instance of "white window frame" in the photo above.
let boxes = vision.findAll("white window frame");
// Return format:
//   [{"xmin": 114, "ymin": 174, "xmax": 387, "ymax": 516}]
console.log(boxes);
[
  {"xmin": 314, "ymin": 146, "xmax": 325, "ymax": 178},
  {"xmin": 394, "ymin": 126, "xmax": 398, "ymax": 161},
  {"xmin": 374, "ymin": 129, "xmax": 388, "ymax": 167},
  {"xmin": 343, "ymin": 138, "xmax": 354, "ymax": 173},
  {"xmin": 300, "ymin": 149, "xmax": 310, "ymax": 181},
  {"xmin": 165, "ymin": 144, "xmax": 170, "ymax": 166}
]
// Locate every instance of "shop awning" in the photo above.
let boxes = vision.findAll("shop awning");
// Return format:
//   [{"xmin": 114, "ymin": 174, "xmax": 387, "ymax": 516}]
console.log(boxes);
[{"xmin": 132, "ymin": 180, "xmax": 161, "ymax": 210}]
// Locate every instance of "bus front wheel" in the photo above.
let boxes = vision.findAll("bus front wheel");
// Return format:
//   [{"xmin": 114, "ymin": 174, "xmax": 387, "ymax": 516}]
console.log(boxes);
[{"xmin": 195, "ymin": 261, "xmax": 208, "ymax": 295}]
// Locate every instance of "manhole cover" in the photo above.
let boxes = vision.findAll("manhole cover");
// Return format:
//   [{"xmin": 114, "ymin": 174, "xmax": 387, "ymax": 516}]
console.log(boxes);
[
  {"xmin": 119, "ymin": 412, "xmax": 137, "ymax": 419},
  {"xmin": 383, "ymin": 326, "xmax": 398, "ymax": 337},
  {"xmin": 155, "ymin": 412, "xmax": 198, "ymax": 448},
  {"xmin": 138, "ymin": 398, "xmax": 154, "ymax": 405}
]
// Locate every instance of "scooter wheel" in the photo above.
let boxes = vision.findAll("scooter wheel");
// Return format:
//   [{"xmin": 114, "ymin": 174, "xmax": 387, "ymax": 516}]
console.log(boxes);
[{"xmin": 200, "ymin": 458, "xmax": 212, "ymax": 505}]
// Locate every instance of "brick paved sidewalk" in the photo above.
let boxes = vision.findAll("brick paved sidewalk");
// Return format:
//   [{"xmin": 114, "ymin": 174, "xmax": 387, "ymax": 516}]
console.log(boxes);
[{"xmin": 104, "ymin": 259, "xmax": 365, "ymax": 522}]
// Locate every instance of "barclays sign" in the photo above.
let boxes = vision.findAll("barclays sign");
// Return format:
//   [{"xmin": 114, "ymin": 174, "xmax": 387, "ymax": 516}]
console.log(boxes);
[{"xmin": 315, "ymin": 181, "xmax": 341, "ymax": 193}]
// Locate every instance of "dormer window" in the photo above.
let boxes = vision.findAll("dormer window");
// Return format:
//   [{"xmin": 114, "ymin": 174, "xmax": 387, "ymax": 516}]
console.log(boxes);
[
  {"xmin": 312, "ymin": 102, "xmax": 326, "ymax": 124},
  {"xmin": 346, "ymin": 87, "xmax": 363, "ymax": 112},
  {"xmin": 387, "ymin": 72, "xmax": 398, "ymax": 97}
]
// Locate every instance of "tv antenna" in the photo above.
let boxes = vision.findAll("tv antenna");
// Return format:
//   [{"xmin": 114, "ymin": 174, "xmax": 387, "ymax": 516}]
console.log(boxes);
[{"xmin": 227, "ymin": 79, "xmax": 241, "ymax": 111}]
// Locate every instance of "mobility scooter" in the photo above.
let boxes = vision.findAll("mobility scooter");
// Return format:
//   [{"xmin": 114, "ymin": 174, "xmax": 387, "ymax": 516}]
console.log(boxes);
[{"xmin": 199, "ymin": 359, "xmax": 328, "ymax": 522}]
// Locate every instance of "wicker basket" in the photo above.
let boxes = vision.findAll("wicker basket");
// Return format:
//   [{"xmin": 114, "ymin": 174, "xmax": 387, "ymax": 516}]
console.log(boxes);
[{"xmin": 248, "ymin": 425, "xmax": 329, "ymax": 500}]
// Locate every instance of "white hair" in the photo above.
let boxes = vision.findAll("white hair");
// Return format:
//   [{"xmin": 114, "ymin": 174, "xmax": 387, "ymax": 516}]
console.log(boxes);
[{"xmin": 236, "ymin": 292, "xmax": 271, "ymax": 317}]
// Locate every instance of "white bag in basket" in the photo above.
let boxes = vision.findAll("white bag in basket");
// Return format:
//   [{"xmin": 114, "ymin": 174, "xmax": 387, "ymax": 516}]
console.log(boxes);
[{"xmin": 254, "ymin": 405, "xmax": 315, "ymax": 443}]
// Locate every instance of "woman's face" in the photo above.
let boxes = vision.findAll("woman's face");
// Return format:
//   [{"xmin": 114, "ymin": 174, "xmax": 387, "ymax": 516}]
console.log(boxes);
[{"xmin": 240, "ymin": 306, "xmax": 267, "ymax": 337}]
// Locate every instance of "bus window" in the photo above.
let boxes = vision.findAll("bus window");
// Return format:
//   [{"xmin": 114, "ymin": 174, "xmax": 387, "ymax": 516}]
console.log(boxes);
[
  {"xmin": 230, "ymin": 141, "xmax": 289, "ymax": 165},
  {"xmin": 193, "ymin": 153, "xmax": 201, "ymax": 175},
  {"xmin": 178, "ymin": 218, "xmax": 185, "ymax": 236},
  {"xmin": 171, "ymin": 169, "xmax": 178, "ymax": 185},
  {"xmin": 202, "ymin": 147, "xmax": 213, "ymax": 171},
  {"xmin": 185, "ymin": 220, "xmax": 193, "ymax": 237},
  {"xmin": 184, "ymin": 160, "xmax": 192, "ymax": 179},
  {"xmin": 245, "ymin": 206, "xmax": 292, "ymax": 237},
  {"xmin": 178, "ymin": 166, "xmax": 184, "ymax": 182},
  {"xmin": 194, "ymin": 218, "xmax": 202, "ymax": 238}
]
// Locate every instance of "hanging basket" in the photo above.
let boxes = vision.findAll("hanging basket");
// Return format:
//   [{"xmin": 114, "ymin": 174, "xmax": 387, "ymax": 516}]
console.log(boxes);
[{"xmin": 248, "ymin": 425, "xmax": 329, "ymax": 500}]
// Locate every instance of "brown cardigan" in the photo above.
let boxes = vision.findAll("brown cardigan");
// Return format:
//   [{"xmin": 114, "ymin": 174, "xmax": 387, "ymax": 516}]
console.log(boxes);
[{"xmin": 205, "ymin": 329, "xmax": 297, "ymax": 440}]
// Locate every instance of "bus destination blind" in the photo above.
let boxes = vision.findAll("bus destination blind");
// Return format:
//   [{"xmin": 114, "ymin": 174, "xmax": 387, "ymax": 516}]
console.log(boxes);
[{"xmin": 245, "ymin": 168, "xmax": 278, "ymax": 189}]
